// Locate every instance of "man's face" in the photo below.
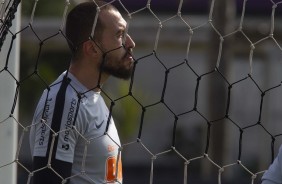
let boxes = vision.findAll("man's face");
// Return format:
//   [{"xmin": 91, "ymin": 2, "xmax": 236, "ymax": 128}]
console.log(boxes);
[{"xmin": 98, "ymin": 9, "xmax": 135, "ymax": 80}]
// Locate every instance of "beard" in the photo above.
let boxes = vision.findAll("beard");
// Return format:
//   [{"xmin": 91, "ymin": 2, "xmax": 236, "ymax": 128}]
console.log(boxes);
[{"xmin": 100, "ymin": 49, "xmax": 133, "ymax": 80}]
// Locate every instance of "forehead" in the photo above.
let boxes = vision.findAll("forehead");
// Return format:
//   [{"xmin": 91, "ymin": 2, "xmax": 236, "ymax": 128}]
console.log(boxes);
[{"xmin": 99, "ymin": 9, "xmax": 127, "ymax": 31}]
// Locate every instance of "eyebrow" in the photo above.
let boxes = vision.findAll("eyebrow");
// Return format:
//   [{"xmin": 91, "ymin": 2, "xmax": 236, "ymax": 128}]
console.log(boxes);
[
  {"xmin": 116, "ymin": 29, "xmax": 124, "ymax": 35},
  {"xmin": 117, "ymin": 19, "xmax": 127, "ymax": 31},
  {"xmin": 116, "ymin": 26, "xmax": 126, "ymax": 36}
]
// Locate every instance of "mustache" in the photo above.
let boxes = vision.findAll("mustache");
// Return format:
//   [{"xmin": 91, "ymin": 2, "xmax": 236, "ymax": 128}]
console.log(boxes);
[
  {"xmin": 122, "ymin": 47, "xmax": 133, "ymax": 59},
  {"xmin": 126, "ymin": 48, "xmax": 133, "ymax": 56},
  {"xmin": 101, "ymin": 44, "xmax": 134, "ymax": 61},
  {"xmin": 122, "ymin": 43, "xmax": 133, "ymax": 54}
]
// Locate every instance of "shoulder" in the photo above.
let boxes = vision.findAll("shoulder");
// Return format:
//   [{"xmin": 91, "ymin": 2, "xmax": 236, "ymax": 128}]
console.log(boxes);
[
  {"xmin": 262, "ymin": 145, "xmax": 282, "ymax": 183},
  {"xmin": 33, "ymin": 76, "xmax": 78, "ymax": 121}
]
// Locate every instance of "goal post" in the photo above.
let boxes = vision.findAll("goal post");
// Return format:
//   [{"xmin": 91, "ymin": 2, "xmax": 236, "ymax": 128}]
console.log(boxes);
[{"xmin": 0, "ymin": 2, "xmax": 21, "ymax": 184}]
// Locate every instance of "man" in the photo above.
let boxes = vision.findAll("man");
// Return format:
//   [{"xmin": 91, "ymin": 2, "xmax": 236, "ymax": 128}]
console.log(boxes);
[
  {"xmin": 29, "ymin": 1, "xmax": 135, "ymax": 183},
  {"xmin": 262, "ymin": 146, "xmax": 282, "ymax": 184}
]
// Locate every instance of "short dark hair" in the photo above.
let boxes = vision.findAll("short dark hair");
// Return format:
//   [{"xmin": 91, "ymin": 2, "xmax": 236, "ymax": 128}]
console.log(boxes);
[{"xmin": 65, "ymin": 1, "xmax": 117, "ymax": 58}]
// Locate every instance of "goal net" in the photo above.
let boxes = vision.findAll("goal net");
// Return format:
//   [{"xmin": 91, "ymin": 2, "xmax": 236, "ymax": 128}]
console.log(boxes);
[{"xmin": 1, "ymin": 0, "xmax": 282, "ymax": 184}]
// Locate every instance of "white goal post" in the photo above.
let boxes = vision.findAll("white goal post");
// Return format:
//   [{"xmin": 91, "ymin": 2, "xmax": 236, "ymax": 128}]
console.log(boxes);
[{"xmin": 0, "ymin": 2, "xmax": 21, "ymax": 184}]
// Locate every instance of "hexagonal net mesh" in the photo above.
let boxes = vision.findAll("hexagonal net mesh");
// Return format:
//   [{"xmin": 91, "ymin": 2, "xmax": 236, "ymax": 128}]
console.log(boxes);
[{"xmin": 1, "ymin": 0, "xmax": 282, "ymax": 184}]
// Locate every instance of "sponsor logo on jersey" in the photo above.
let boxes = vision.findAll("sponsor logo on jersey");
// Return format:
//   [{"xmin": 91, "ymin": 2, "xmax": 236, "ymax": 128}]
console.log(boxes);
[
  {"xmin": 95, "ymin": 120, "xmax": 104, "ymax": 129},
  {"xmin": 95, "ymin": 113, "xmax": 109, "ymax": 129},
  {"xmin": 62, "ymin": 144, "xmax": 70, "ymax": 151},
  {"xmin": 39, "ymin": 98, "xmax": 52, "ymax": 146},
  {"xmin": 39, "ymin": 122, "xmax": 46, "ymax": 146},
  {"xmin": 64, "ymin": 98, "xmax": 77, "ymax": 142},
  {"xmin": 107, "ymin": 145, "xmax": 115, "ymax": 152}
]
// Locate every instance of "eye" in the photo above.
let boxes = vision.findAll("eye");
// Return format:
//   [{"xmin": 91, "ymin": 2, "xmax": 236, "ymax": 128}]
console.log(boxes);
[
  {"xmin": 116, "ymin": 30, "xmax": 127, "ymax": 43},
  {"xmin": 118, "ymin": 31, "xmax": 125, "ymax": 38}
]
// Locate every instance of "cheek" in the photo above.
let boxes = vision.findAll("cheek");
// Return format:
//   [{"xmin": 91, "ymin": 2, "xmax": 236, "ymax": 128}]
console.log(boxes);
[
  {"xmin": 105, "ymin": 52, "xmax": 125, "ymax": 69},
  {"xmin": 110, "ymin": 47, "xmax": 125, "ymax": 59},
  {"xmin": 104, "ymin": 38, "xmax": 123, "ymax": 51}
]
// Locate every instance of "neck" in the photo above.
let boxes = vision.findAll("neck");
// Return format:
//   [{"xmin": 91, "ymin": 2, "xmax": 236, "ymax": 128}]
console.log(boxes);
[{"xmin": 68, "ymin": 61, "xmax": 109, "ymax": 92}]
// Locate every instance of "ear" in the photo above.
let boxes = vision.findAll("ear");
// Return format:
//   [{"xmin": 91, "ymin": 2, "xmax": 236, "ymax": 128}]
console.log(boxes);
[{"xmin": 82, "ymin": 40, "xmax": 100, "ymax": 57}]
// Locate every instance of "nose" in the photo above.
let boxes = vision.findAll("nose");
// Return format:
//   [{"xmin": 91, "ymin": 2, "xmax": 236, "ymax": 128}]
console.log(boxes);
[{"xmin": 125, "ymin": 34, "xmax": 135, "ymax": 49}]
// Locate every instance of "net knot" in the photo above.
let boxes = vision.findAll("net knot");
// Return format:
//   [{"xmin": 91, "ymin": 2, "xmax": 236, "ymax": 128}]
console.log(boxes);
[
  {"xmin": 189, "ymin": 28, "xmax": 193, "ymax": 35},
  {"xmin": 250, "ymin": 44, "xmax": 255, "ymax": 50},
  {"xmin": 219, "ymin": 167, "xmax": 224, "ymax": 173},
  {"xmin": 96, "ymin": 6, "xmax": 101, "ymax": 12},
  {"xmin": 119, "ymin": 146, "xmax": 123, "ymax": 152},
  {"xmin": 220, "ymin": 36, "xmax": 224, "ymax": 42}
]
